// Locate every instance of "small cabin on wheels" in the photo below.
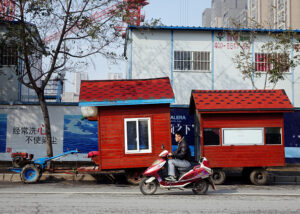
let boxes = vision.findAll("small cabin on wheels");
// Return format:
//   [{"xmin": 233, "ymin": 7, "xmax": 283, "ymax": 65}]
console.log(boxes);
[
  {"xmin": 190, "ymin": 89, "xmax": 294, "ymax": 185},
  {"xmin": 78, "ymin": 77, "xmax": 174, "ymax": 184}
]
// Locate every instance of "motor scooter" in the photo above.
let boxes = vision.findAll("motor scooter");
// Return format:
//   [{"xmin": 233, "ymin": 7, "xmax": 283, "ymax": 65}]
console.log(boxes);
[{"xmin": 139, "ymin": 147, "xmax": 216, "ymax": 195}]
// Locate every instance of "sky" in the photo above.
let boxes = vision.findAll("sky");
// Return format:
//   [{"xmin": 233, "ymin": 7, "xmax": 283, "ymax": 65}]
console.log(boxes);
[{"xmin": 64, "ymin": 0, "xmax": 212, "ymax": 92}]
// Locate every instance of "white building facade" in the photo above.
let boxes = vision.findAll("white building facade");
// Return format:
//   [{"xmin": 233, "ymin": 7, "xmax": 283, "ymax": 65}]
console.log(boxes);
[
  {"xmin": 125, "ymin": 26, "xmax": 300, "ymax": 107},
  {"xmin": 0, "ymin": 21, "xmax": 42, "ymax": 104}
]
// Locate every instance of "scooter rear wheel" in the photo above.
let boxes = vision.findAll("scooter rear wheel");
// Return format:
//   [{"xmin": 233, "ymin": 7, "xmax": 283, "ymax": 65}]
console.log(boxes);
[
  {"xmin": 192, "ymin": 179, "xmax": 209, "ymax": 195},
  {"xmin": 139, "ymin": 177, "xmax": 158, "ymax": 195}
]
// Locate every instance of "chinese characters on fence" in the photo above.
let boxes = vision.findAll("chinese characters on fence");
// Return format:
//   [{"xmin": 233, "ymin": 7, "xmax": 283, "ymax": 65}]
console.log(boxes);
[{"xmin": 12, "ymin": 125, "xmax": 57, "ymax": 144}]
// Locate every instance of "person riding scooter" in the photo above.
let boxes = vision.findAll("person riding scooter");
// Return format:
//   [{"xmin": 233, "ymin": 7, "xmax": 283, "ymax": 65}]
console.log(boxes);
[{"xmin": 165, "ymin": 131, "xmax": 192, "ymax": 181}]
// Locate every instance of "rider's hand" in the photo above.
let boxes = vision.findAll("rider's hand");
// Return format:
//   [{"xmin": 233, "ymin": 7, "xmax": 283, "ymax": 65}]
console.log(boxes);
[{"xmin": 168, "ymin": 152, "xmax": 173, "ymax": 156}]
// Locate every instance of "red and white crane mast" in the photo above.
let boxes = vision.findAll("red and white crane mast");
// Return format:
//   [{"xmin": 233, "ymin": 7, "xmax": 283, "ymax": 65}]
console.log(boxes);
[{"xmin": 0, "ymin": 0, "xmax": 149, "ymax": 42}]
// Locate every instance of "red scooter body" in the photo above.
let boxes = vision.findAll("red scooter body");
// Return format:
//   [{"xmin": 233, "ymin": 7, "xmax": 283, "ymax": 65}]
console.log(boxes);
[{"xmin": 139, "ymin": 150, "xmax": 216, "ymax": 195}]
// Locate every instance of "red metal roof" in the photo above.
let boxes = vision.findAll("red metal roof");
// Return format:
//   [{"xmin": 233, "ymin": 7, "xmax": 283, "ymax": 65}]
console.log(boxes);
[
  {"xmin": 79, "ymin": 77, "xmax": 174, "ymax": 106},
  {"xmin": 190, "ymin": 89, "xmax": 294, "ymax": 113}
]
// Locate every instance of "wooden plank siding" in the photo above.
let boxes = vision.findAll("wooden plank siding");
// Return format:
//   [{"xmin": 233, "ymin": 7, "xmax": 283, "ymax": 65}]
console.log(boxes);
[
  {"xmin": 97, "ymin": 104, "xmax": 172, "ymax": 170},
  {"xmin": 201, "ymin": 113, "xmax": 285, "ymax": 168}
]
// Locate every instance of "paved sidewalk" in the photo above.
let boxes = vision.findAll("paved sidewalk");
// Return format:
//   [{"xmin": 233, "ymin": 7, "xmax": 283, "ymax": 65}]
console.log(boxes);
[
  {"xmin": 0, "ymin": 172, "xmax": 98, "ymax": 183},
  {"xmin": 1, "ymin": 165, "xmax": 300, "ymax": 184},
  {"xmin": 1, "ymin": 171, "xmax": 300, "ymax": 185}
]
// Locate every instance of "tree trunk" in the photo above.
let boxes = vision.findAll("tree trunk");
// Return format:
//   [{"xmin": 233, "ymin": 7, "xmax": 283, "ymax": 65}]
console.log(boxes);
[{"xmin": 37, "ymin": 91, "xmax": 53, "ymax": 158}]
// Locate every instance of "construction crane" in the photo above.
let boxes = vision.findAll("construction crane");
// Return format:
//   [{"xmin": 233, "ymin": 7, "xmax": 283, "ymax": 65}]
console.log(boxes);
[
  {"xmin": 46, "ymin": 0, "xmax": 148, "ymax": 42},
  {"xmin": 0, "ymin": 0, "xmax": 148, "ymax": 41},
  {"xmin": 0, "ymin": 0, "xmax": 148, "ymax": 102}
]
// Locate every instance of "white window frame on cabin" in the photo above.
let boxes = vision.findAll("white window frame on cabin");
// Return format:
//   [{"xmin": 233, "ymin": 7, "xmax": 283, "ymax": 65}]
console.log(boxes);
[{"xmin": 124, "ymin": 117, "xmax": 152, "ymax": 154}]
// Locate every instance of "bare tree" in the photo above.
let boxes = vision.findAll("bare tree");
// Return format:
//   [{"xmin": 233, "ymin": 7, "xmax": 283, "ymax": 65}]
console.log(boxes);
[
  {"xmin": 230, "ymin": 21, "xmax": 300, "ymax": 89},
  {"xmin": 1, "ymin": 0, "xmax": 125, "ymax": 157}
]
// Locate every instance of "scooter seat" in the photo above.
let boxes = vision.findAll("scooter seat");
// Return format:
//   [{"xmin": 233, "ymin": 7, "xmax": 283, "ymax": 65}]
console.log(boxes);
[{"xmin": 178, "ymin": 162, "xmax": 199, "ymax": 173}]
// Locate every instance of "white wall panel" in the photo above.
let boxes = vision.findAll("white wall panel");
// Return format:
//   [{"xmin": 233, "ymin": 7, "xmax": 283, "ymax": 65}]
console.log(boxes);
[
  {"xmin": 131, "ymin": 30, "xmax": 171, "ymax": 79},
  {"xmin": 0, "ymin": 68, "xmax": 19, "ymax": 102}
]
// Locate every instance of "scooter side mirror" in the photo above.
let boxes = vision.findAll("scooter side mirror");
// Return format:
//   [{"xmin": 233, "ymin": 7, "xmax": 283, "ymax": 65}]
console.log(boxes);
[{"xmin": 161, "ymin": 144, "xmax": 165, "ymax": 150}]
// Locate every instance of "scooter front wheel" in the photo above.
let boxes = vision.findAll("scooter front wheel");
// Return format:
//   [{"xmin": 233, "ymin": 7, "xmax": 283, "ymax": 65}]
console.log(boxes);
[
  {"xmin": 192, "ymin": 179, "xmax": 209, "ymax": 195},
  {"xmin": 139, "ymin": 177, "xmax": 158, "ymax": 195}
]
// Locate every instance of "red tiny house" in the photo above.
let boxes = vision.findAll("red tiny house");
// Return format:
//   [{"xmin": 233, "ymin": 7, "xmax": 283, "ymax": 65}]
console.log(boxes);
[
  {"xmin": 190, "ymin": 89, "xmax": 294, "ymax": 185},
  {"xmin": 200, "ymin": 113, "xmax": 285, "ymax": 168},
  {"xmin": 97, "ymin": 104, "xmax": 172, "ymax": 170},
  {"xmin": 79, "ymin": 77, "xmax": 174, "ymax": 183}
]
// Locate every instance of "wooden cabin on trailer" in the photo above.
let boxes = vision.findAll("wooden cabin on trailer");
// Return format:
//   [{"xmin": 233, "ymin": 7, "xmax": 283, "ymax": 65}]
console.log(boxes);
[
  {"xmin": 78, "ymin": 77, "xmax": 174, "ymax": 184},
  {"xmin": 190, "ymin": 89, "xmax": 294, "ymax": 185}
]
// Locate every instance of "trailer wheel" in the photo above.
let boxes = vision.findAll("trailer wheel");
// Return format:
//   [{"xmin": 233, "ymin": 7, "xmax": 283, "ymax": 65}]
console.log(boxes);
[
  {"xmin": 250, "ymin": 168, "xmax": 268, "ymax": 185},
  {"xmin": 212, "ymin": 169, "xmax": 226, "ymax": 185},
  {"xmin": 192, "ymin": 179, "xmax": 209, "ymax": 195},
  {"xmin": 21, "ymin": 164, "xmax": 40, "ymax": 184}
]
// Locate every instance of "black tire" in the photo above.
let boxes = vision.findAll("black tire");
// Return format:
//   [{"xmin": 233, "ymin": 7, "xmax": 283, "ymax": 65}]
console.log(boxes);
[
  {"xmin": 250, "ymin": 168, "xmax": 268, "ymax": 185},
  {"xmin": 12, "ymin": 156, "xmax": 24, "ymax": 168},
  {"xmin": 212, "ymin": 169, "xmax": 226, "ymax": 185},
  {"xmin": 139, "ymin": 177, "xmax": 158, "ymax": 195},
  {"xmin": 192, "ymin": 179, "xmax": 209, "ymax": 195},
  {"xmin": 21, "ymin": 164, "xmax": 40, "ymax": 184}
]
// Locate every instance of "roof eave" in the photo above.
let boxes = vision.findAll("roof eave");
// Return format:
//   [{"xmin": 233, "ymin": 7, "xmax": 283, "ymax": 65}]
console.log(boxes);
[
  {"xmin": 197, "ymin": 109, "xmax": 295, "ymax": 114},
  {"xmin": 79, "ymin": 98, "xmax": 175, "ymax": 107},
  {"xmin": 127, "ymin": 25, "xmax": 300, "ymax": 33}
]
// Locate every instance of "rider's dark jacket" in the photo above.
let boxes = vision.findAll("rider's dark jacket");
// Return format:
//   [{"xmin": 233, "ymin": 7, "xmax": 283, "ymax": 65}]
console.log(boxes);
[{"xmin": 172, "ymin": 137, "xmax": 191, "ymax": 161}]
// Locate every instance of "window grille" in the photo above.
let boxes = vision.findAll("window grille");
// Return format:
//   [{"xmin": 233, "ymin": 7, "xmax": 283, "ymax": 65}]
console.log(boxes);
[
  {"xmin": 0, "ymin": 46, "xmax": 18, "ymax": 66},
  {"xmin": 174, "ymin": 51, "xmax": 210, "ymax": 72},
  {"xmin": 255, "ymin": 53, "xmax": 289, "ymax": 72}
]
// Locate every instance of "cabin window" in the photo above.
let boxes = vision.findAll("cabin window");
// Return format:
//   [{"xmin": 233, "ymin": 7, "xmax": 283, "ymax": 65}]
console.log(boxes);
[
  {"xmin": 222, "ymin": 128, "xmax": 264, "ymax": 146},
  {"xmin": 174, "ymin": 51, "xmax": 210, "ymax": 72},
  {"xmin": 265, "ymin": 127, "xmax": 282, "ymax": 145},
  {"xmin": 203, "ymin": 128, "xmax": 220, "ymax": 146},
  {"xmin": 124, "ymin": 118, "xmax": 152, "ymax": 154}
]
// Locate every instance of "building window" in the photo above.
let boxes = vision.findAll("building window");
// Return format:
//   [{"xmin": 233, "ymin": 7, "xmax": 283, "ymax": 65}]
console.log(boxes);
[
  {"xmin": 203, "ymin": 128, "xmax": 220, "ymax": 146},
  {"xmin": 124, "ymin": 118, "xmax": 151, "ymax": 154},
  {"xmin": 0, "ymin": 46, "xmax": 18, "ymax": 66},
  {"xmin": 265, "ymin": 127, "xmax": 282, "ymax": 145},
  {"xmin": 174, "ymin": 51, "xmax": 210, "ymax": 72},
  {"xmin": 255, "ymin": 53, "xmax": 289, "ymax": 72}
]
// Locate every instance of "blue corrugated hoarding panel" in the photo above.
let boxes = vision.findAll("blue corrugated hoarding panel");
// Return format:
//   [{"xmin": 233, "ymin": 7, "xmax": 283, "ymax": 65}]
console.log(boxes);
[
  {"xmin": 0, "ymin": 114, "xmax": 7, "ymax": 153},
  {"xmin": 63, "ymin": 115, "xmax": 98, "ymax": 153},
  {"xmin": 170, "ymin": 108, "xmax": 195, "ymax": 156},
  {"xmin": 284, "ymin": 110, "xmax": 300, "ymax": 163}
]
